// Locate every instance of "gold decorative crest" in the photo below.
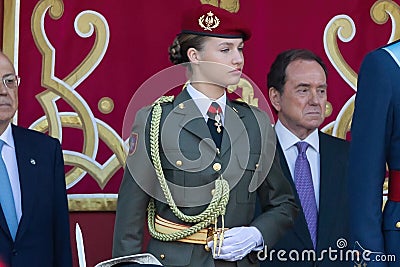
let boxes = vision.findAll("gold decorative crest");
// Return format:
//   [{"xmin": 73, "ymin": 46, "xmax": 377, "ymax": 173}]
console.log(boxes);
[
  {"xmin": 198, "ymin": 11, "xmax": 220, "ymax": 31},
  {"xmin": 200, "ymin": 0, "xmax": 240, "ymax": 13}
]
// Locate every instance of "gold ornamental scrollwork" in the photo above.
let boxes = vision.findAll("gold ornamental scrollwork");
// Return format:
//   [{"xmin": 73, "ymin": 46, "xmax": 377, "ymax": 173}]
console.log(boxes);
[
  {"xmin": 31, "ymin": 0, "xmax": 127, "ymax": 197},
  {"xmin": 200, "ymin": 0, "xmax": 240, "ymax": 13},
  {"xmin": 371, "ymin": 0, "xmax": 400, "ymax": 42},
  {"xmin": 227, "ymin": 78, "xmax": 259, "ymax": 107},
  {"xmin": 324, "ymin": 15, "xmax": 357, "ymax": 91},
  {"xmin": 323, "ymin": 1, "xmax": 400, "ymax": 139},
  {"xmin": 322, "ymin": 15, "xmax": 357, "ymax": 139}
]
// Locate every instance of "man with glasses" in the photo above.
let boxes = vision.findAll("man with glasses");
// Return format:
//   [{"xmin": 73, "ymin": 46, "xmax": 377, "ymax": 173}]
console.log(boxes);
[{"xmin": 0, "ymin": 51, "xmax": 72, "ymax": 267}]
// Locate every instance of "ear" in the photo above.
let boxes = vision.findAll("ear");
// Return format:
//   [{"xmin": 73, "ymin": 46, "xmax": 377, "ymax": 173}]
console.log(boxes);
[
  {"xmin": 268, "ymin": 87, "xmax": 281, "ymax": 112},
  {"xmin": 187, "ymin": 48, "xmax": 200, "ymax": 64}
]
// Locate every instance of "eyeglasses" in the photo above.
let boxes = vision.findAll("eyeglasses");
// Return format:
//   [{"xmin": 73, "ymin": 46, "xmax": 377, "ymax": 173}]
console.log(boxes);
[{"xmin": 1, "ymin": 74, "xmax": 20, "ymax": 90}]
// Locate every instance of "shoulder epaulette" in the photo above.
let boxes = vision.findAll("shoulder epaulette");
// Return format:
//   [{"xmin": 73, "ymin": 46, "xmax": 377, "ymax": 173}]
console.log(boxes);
[{"xmin": 152, "ymin": 95, "xmax": 174, "ymax": 106}]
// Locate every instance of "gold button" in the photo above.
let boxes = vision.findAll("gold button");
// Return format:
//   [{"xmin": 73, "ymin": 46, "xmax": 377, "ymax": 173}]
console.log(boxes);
[
  {"xmin": 255, "ymin": 163, "xmax": 259, "ymax": 169},
  {"xmin": 213, "ymin": 163, "xmax": 221, "ymax": 172},
  {"xmin": 396, "ymin": 222, "xmax": 400, "ymax": 228},
  {"xmin": 179, "ymin": 103, "xmax": 185, "ymax": 109},
  {"xmin": 160, "ymin": 254, "xmax": 165, "ymax": 260},
  {"xmin": 176, "ymin": 160, "xmax": 183, "ymax": 167},
  {"xmin": 211, "ymin": 189, "xmax": 215, "ymax": 196},
  {"xmin": 204, "ymin": 244, "xmax": 211, "ymax": 252}
]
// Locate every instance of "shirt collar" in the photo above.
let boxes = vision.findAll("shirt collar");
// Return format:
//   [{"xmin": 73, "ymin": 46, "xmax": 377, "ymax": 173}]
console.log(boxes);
[
  {"xmin": 275, "ymin": 120, "xmax": 319, "ymax": 152},
  {"xmin": 186, "ymin": 83, "xmax": 226, "ymax": 118},
  {"xmin": 0, "ymin": 123, "xmax": 15, "ymax": 149}
]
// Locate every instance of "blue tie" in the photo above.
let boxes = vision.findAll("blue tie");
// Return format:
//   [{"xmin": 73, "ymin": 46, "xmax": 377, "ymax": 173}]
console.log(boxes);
[
  {"xmin": 294, "ymin": 141, "xmax": 318, "ymax": 249},
  {"xmin": 0, "ymin": 140, "xmax": 18, "ymax": 240}
]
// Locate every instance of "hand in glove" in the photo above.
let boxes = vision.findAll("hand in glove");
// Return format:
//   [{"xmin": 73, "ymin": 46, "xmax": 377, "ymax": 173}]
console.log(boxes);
[{"xmin": 207, "ymin": 226, "xmax": 263, "ymax": 261}]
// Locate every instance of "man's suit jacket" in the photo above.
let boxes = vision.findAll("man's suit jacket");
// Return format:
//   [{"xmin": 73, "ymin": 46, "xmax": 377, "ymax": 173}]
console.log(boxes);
[
  {"xmin": 113, "ymin": 89, "xmax": 298, "ymax": 267},
  {"xmin": 0, "ymin": 125, "xmax": 72, "ymax": 267},
  {"xmin": 261, "ymin": 132, "xmax": 349, "ymax": 267},
  {"xmin": 349, "ymin": 40, "xmax": 400, "ymax": 267}
]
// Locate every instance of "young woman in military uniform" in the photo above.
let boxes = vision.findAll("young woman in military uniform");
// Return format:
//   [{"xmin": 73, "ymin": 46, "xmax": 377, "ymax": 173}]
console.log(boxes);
[{"xmin": 112, "ymin": 4, "xmax": 298, "ymax": 267}]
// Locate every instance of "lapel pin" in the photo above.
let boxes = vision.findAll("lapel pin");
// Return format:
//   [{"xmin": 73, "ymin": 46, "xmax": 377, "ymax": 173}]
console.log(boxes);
[{"xmin": 30, "ymin": 159, "xmax": 36, "ymax": 165}]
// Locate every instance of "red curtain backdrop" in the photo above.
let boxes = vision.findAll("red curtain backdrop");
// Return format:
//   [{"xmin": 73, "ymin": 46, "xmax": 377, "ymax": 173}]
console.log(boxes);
[{"xmin": 4, "ymin": 0, "xmax": 399, "ymax": 266}]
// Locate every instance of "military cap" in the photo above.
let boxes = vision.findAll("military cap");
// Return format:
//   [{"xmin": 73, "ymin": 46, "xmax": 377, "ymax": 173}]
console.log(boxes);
[{"xmin": 180, "ymin": 4, "xmax": 251, "ymax": 41}]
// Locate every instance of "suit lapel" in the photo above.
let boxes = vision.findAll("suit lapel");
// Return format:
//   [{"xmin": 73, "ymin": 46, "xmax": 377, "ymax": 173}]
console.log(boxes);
[
  {"xmin": 219, "ymin": 101, "xmax": 245, "ymax": 157},
  {"xmin": 170, "ymin": 92, "xmax": 249, "ymax": 165},
  {"xmin": 172, "ymin": 91, "xmax": 246, "ymax": 156},
  {"xmin": 277, "ymin": 142, "xmax": 314, "ymax": 249},
  {"xmin": 316, "ymin": 132, "xmax": 336, "ymax": 249},
  {"xmin": 12, "ymin": 125, "xmax": 39, "ymax": 240},
  {"xmin": 172, "ymin": 90, "xmax": 216, "ymax": 150}
]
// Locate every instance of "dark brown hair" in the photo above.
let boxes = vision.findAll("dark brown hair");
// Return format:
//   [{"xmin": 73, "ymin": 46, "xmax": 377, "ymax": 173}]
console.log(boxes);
[
  {"xmin": 267, "ymin": 49, "xmax": 328, "ymax": 94},
  {"xmin": 168, "ymin": 34, "xmax": 209, "ymax": 65}
]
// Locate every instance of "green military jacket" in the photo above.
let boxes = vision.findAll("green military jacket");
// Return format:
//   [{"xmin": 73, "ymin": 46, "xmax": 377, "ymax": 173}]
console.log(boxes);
[{"xmin": 113, "ymin": 89, "xmax": 298, "ymax": 267}]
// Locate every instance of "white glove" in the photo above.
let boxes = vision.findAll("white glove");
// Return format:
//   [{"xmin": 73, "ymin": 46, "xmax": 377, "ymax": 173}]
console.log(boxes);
[{"xmin": 207, "ymin": 226, "xmax": 264, "ymax": 261}]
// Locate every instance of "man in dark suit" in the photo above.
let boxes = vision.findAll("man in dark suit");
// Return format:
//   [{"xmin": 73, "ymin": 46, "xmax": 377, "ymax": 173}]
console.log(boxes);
[
  {"xmin": 261, "ymin": 49, "xmax": 349, "ymax": 266},
  {"xmin": 349, "ymin": 40, "xmax": 400, "ymax": 267},
  {"xmin": 0, "ymin": 51, "xmax": 72, "ymax": 266}
]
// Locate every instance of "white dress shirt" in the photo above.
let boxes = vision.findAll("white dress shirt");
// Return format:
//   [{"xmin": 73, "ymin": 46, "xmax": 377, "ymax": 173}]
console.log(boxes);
[
  {"xmin": 274, "ymin": 120, "xmax": 320, "ymax": 210},
  {"xmin": 186, "ymin": 83, "xmax": 226, "ymax": 125},
  {"xmin": 0, "ymin": 124, "xmax": 22, "ymax": 222}
]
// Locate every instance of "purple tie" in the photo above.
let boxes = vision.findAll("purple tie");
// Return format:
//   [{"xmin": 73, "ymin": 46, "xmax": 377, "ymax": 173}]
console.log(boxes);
[{"xmin": 294, "ymin": 141, "xmax": 318, "ymax": 249}]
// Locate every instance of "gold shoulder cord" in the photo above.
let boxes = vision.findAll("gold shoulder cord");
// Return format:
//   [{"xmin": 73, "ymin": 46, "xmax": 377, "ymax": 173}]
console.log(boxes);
[{"xmin": 147, "ymin": 96, "xmax": 230, "ymax": 243}]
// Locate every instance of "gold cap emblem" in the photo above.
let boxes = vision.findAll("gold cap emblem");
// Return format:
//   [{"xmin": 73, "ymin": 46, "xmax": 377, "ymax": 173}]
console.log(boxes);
[{"xmin": 198, "ymin": 11, "xmax": 220, "ymax": 31}]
